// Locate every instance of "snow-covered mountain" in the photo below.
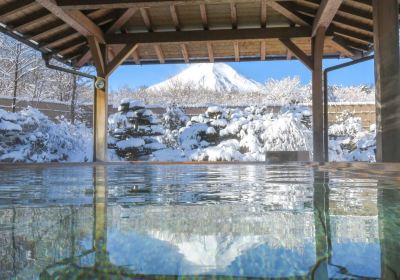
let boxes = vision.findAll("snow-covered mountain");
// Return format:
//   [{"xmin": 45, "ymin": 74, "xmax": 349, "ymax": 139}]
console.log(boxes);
[{"xmin": 148, "ymin": 63, "xmax": 262, "ymax": 93}]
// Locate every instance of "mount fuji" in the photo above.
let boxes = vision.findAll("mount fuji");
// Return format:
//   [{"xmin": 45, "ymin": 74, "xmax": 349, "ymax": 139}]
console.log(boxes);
[{"xmin": 148, "ymin": 63, "xmax": 263, "ymax": 93}]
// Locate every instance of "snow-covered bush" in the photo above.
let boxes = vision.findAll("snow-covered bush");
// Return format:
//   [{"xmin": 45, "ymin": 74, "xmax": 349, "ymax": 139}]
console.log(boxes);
[
  {"xmin": 108, "ymin": 99, "xmax": 165, "ymax": 160},
  {"xmin": 0, "ymin": 108, "xmax": 92, "ymax": 162},
  {"xmin": 160, "ymin": 105, "xmax": 189, "ymax": 148},
  {"xmin": 329, "ymin": 112, "xmax": 375, "ymax": 162}
]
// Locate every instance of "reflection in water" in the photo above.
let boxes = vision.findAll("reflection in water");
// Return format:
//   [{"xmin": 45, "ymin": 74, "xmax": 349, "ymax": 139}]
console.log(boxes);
[{"xmin": 0, "ymin": 164, "xmax": 399, "ymax": 279}]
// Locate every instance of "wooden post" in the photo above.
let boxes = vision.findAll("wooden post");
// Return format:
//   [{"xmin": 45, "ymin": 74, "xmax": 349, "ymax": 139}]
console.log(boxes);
[
  {"xmin": 89, "ymin": 36, "xmax": 108, "ymax": 162},
  {"xmin": 312, "ymin": 27, "xmax": 326, "ymax": 162},
  {"xmin": 373, "ymin": 0, "xmax": 400, "ymax": 162}
]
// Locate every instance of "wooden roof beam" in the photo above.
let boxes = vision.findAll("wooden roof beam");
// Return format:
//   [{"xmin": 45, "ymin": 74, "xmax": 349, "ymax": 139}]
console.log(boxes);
[
  {"xmin": 140, "ymin": 8, "xmax": 153, "ymax": 32},
  {"xmin": 207, "ymin": 42, "xmax": 214, "ymax": 63},
  {"xmin": 131, "ymin": 49, "xmax": 140, "ymax": 64},
  {"xmin": 106, "ymin": 26, "xmax": 315, "ymax": 44},
  {"xmin": 279, "ymin": 38, "xmax": 313, "ymax": 69},
  {"xmin": 312, "ymin": 0, "xmax": 344, "ymax": 37},
  {"xmin": 199, "ymin": 4, "xmax": 208, "ymax": 30},
  {"xmin": 7, "ymin": 9, "xmax": 52, "ymax": 31},
  {"xmin": 266, "ymin": 1, "xmax": 309, "ymax": 26},
  {"xmin": 230, "ymin": 3, "xmax": 238, "ymax": 29},
  {"xmin": 56, "ymin": 0, "xmax": 288, "ymax": 10},
  {"xmin": 328, "ymin": 37, "xmax": 356, "ymax": 57},
  {"xmin": 234, "ymin": 41, "xmax": 240, "ymax": 62},
  {"xmin": 76, "ymin": 7, "xmax": 137, "ymax": 67},
  {"xmin": 170, "ymin": 5, "xmax": 181, "ymax": 31},
  {"xmin": 181, "ymin": 43, "xmax": 189, "ymax": 63},
  {"xmin": 107, "ymin": 8, "xmax": 137, "ymax": 34},
  {"xmin": 36, "ymin": 0, "xmax": 105, "ymax": 43},
  {"xmin": 88, "ymin": 36, "xmax": 106, "ymax": 76},
  {"xmin": 0, "ymin": 0, "xmax": 36, "ymax": 20},
  {"xmin": 106, "ymin": 43, "xmax": 138, "ymax": 75},
  {"xmin": 260, "ymin": 41, "xmax": 266, "ymax": 60},
  {"xmin": 154, "ymin": 44, "xmax": 165, "ymax": 63},
  {"xmin": 261, "ymin": 0, "xmax": 267, "ymax": 28}
]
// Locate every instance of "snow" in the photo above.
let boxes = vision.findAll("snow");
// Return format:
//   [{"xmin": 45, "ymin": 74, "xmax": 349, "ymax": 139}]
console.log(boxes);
[
  {"xmin": 0, "ymin": 107, "xmax": 92, "ymax": 163},
  {"xmin": 148, "ymin": 63, "xmax": 263, "ymax": 93},
  {"xmin": 116, "ymin": 138, "xmax": 146, "ymax": 149}
]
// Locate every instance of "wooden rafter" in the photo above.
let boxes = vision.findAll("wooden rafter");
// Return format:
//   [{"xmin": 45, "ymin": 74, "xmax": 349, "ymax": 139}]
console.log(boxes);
[
  {"xmin": 266, "ymin": 2, "xmax": 309, "ymax": 26},
  {"xmin": 234, "ymin": 41, "xmax": 240, "ymax": 62},
  {"xmin": 180, "ymin": 43, "xmax": 189, "ymax": 63},
  {"xmin": 106, "ymin": 43, "xmax": 138, "ymax": 75},
  {"xmin": 207, "ymin": 42, "xmax": 214, "ymax": 63},
  {"xmin": 0, "ymin": 0, "xmax": 36, "ymax": 19},
  {"xmin": 230, "ymin": 2, "xmax": 238, "ymax": 29},
  {"xmin": 140, "ymin": 8, "xmax": 153, "ymax": 32},
  {"xmin": 76, "ymin": 8, "xmax": 137, "ymax": 67},
  {"xmin": 106, "ymin": 27, "xmax": 315, "ymax": 44},
  {"xmin": 279, "ymin": 38, "xmax": 313, "ymax": 69},
  {"xmin": 107, "ymin": 8, "xmax": 137, "ymax": 34},
  {"xmin": 312, "ymin": 0, "xmax": 344, "ymax": 37},
  {"xmin": 260, "ymin": 41, "xmax": 266, "ymax": 60},
  {"xmin": 8, "ymin": 10, "xmax": 52, "ymax": 31},
  {"xmin": 170, "ymin": 5, "xmax": 180, "ymax": 31},
  {"xmin": 154, "ymin": 44, "xmax": 165, "ymax": 63},
  {"xmin": 261, "ymin": 0, "xmax": 267, "ymax": 28},
  {"xmin": 199, "ymin": 4, "xmax": 208, "ymax": 30},
  {"xmin": 131, "ymin": 49, "xmax": 140, "ymax": 64},
  {"xmin": 88, "ymin": 36, "xmax": 105, "ymax": 76},
  {"xmin": 36, "ymin": 0, "xmax": 105, "ymax": 43},
  {"xmin": 328, "ymin": 37, "xmax": 355, "ymax": 57}
]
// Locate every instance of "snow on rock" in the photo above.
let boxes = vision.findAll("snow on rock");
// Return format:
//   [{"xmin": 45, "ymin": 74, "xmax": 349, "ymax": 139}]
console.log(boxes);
[
  {"xmin": 148, "ymin": 63, "xmax": 263, "ymax": 93},
  {"xmin": 0, "ymin": 108, "xmax": 92, "ymax": 163}
]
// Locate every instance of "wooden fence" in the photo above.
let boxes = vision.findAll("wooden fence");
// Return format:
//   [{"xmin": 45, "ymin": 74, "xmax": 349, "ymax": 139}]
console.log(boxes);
[{"xmin": 0, "ymin": 98, "xmax": 375, "ymax": 129}]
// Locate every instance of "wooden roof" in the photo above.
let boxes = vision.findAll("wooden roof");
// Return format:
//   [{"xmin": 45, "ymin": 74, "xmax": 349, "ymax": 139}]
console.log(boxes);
[{"xmin": 0, "ymin": 0, "xmax": 398, "ymax": 68}]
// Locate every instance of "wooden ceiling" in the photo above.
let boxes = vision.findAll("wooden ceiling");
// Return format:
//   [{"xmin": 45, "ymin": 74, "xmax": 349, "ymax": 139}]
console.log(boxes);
[{"xmin": 0, "ymin": 0, "xmax": 397, "ymax": 68}]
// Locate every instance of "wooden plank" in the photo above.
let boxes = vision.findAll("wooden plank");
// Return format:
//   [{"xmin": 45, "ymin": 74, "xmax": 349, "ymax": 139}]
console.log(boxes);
[
  {"xmin": 107, "ymin": 43, "xmax": 138, "ymax": 75},
  {"xmin": 373, "ymin": 0, "xmax": 400, "ymax": 163},
  {"xmin": 36, "ymin": 0, "xmax": 105, "ymax": 43},
  {"xmin": 279, "ymin": 38, "xmax": 313, "ymax": 69},
  {"xmin": 207, "ymin": 41, "xmax": 214, "ymax": 62},
  {"xmin": 234, "ymin": 41, "xmax": 240, "ymax": 62},
  {"xmin": 140, "ymin": 7, "xmax": 153, "ymax": 32},
  {"xmin": 93, "ymin": 76, "xmax": 108, "ymax": 162},
  {"xmin": 180, "ymin": 43, "xmax": 189, "ymax": 63},
  {"xmin": 8, "ymin": 9, "xmax": 52, "ymax": 31},
  {"xmin": 199, "ymin": 3, "xmax": 208, "ymax": 30},
  {"xmin": 154, "ymin": 44, "xmax": 165, "ymax": 63},
  {"xmin": 311, "ymin": 26, "xmax": 325, "ymax": 162},
  {"xmin": 312, "ymin": 0, "xmax": 344, "ymax": 37},
  {"xmin": 230, "ymin": 2, "xmax": 237, "ymax": 29},
  {"xmin": 170, "ymin": 5, "xmax": 180, "ymax": 31},
  {"xmin": 260, "ymin": 40, "xmax": 266, "ymax": 60},
  {"xmin": 106, "ymin": 26, "xmax": 314, "ymax": 44}
]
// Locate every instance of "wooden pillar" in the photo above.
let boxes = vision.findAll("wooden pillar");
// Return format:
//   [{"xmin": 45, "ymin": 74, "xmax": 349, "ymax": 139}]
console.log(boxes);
[
  {"xmin": 89, "ymin": 36, "xmax": 108, "ymax": 162},
  {"xmin": 312, "ymin": 27, "xmax": 326, "ymax": 162},
  {"xmin": 373, "ymin": 0, "xmax": 400, "ymax": 162}
]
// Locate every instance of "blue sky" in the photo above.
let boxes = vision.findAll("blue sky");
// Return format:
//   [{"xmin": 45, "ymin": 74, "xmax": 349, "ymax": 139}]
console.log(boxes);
[{"xmin": 108, "ymin": 58, "xmax": 375, "ymax": 91}]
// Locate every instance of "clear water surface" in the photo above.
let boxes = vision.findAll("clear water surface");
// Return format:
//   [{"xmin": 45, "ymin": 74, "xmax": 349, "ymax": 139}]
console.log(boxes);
[{"xmin": 0, "ymin": 163, "xmax": 399, "ymax": 279}]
